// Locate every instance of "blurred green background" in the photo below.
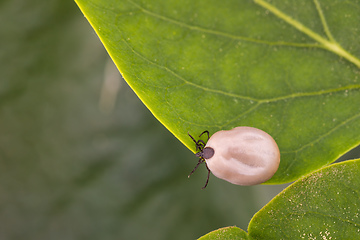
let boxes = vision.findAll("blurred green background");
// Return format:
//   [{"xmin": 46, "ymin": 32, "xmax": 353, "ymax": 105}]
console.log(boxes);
[{"xmin": 2, "ymin": 0, "xmax": 359, "ymax": 239}]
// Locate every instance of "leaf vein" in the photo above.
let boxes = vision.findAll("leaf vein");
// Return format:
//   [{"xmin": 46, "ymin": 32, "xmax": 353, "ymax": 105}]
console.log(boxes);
[
  {"xmin": 121, "ymin": 37, "xmax": 360, "ymax": 104},
  {"xmin": 283, "ymin": 111, "xmax": 360, "ymax": 154},
  {"xmin": 254, "ymin": 0, "xmax": 360, "ymax": 68},
  {"xmin": 125, "ymin": 0, "xmax": 321, "ymax": 48},
  {"xmin": 313, "ymin": 0, "xmax": 336, "ymax": 42}
]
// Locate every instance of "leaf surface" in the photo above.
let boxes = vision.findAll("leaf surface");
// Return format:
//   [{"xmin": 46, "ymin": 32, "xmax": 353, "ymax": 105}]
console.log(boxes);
[
  {"xmin": 249, "ymin": 159, "xmax": 360, "ymax": 239},
  {"xmin": 75, "ymin": 0, "xmax": 360, "ymax": 183}
]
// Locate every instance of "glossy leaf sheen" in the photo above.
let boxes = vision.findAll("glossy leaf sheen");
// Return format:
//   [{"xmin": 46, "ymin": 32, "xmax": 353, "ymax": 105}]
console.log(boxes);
[
  {"xmin": 199, "ymin": 159, "xmax": 360, "ymax": 239},
  {"xmin": 249, "ymin": 159, "xmax": 360, "ymax": 239},
  {"xmin": 75, "ymin": 0, "xmax": 360, "ymax": 183}
]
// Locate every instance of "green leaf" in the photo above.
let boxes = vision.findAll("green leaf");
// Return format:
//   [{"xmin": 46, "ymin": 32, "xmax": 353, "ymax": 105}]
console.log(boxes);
[
  {"xmin": 75, "ymin": 0, "xmax": 360, "ymax": 183},
  {"xmin": 198, "ymin": 226, "xmax": 250, "ymax": 240},
  {"xmin": 199, "ymin": 159, "xmax": 360, "ymax": 239},
  {"xmin": 248, "ymin": 159, "xmax": 360, "ymax": 239}
]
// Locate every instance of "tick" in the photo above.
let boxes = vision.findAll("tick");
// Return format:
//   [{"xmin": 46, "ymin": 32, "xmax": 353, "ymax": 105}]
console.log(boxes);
[{"xmin": 188, "ymin": 127, "xmax": 280, "ymax": 188}]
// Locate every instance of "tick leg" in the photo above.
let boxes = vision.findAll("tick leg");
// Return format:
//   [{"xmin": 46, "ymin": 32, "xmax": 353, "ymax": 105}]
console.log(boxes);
[
  {"xmin": 199, "ymin": 130, "xmax": 210, "ymax": 141},
  {"xmin": 188, "ymin": 158, "xmax": 205, "ymax": 178},
  {"xmin": 196, "ymin": 140, "xmax": 205, "ymax": 150},
  {"xmin": 188, "ymin": 132, "xmax": 205, "ymax": 151},
  {"xmin": 201, "ymin": 162, "xmax": 211, "ymax": 189},
  {"xmin": 188, "ymin": 133, "xmax": 198, "ymax": 144}
]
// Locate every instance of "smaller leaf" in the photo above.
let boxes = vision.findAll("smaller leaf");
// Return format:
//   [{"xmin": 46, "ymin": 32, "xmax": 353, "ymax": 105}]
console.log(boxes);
[
  {"xmin": 249, "ymin": 159, "xmax": 360, "ymax": 239},
  {"xmin": 198, "ymin": 226, "xmax": 250, "ymax": 240}
]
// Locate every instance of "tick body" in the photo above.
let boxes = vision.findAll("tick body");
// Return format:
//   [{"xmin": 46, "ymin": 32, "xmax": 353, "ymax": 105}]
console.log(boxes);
[{"xmin": 188, "ymin": 127, "xmax": 280, "ymax": 188}]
